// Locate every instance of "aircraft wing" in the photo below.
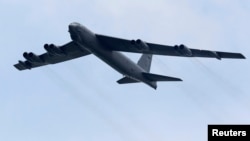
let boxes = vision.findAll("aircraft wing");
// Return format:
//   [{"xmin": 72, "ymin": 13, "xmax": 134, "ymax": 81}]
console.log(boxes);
[
  {"xmin": 96, "ymin": 34, "xmax": 245, "ymax": 59},
  {"xmin": 14, "ymin": 41, "xmax": 91, "ymax": 71}
]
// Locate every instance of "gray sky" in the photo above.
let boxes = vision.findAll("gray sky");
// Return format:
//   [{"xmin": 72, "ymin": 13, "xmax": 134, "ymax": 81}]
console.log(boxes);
[{"xmin": 1, "ymin": 0, "xmax": 250, "ymax": 141}]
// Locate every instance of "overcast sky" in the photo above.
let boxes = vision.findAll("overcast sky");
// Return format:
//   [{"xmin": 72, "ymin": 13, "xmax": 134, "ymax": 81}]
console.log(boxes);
[{"xmin": 0, "ymin": 0, "xmax": 250, "ymax": 141}]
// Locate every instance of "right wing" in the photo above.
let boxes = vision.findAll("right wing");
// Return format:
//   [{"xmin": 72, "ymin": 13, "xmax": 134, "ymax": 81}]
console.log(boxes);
[
  {"xmin": 14, "ymin": 41, "xmax": 91, "ymax": 71},
  {"xmin": 96, "ymin": 34, "xmax": 245, "ymax": 60}
]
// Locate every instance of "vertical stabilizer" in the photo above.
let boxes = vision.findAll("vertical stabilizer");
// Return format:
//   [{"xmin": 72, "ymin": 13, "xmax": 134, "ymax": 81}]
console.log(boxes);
[{"xmin": 137, "ymin": 54, "xmax": 153, "ymax": 72}]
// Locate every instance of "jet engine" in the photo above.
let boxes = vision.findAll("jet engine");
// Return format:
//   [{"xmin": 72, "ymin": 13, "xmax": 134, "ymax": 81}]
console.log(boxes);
[
  {"xmin": 174, "ymin": 44, "xmax": 192, "ymax": 56},
  {"xmin": 23, "ymin": 52, "xmax": 43, "ymax": 63},
  {"xmin": 131, "ymin": 40, "xmax": 136, "ymax": 45},
  {"xmin": 131, "ymin": 39, "xmax": 149, "ymax": 51},
  {"xmin": 44, "ymin": 44, "xmax": 65, "ymax": 56}
]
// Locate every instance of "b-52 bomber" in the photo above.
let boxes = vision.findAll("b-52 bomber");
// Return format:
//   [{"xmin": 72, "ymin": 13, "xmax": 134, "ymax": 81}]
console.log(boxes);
[{"xmin": 14, "ymin": 22, "xmax": 246, "ymax": 89}]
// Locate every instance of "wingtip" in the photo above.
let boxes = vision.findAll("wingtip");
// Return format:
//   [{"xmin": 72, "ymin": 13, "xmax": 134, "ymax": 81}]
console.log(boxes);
[
  {"xmin": 13, "ymin": 64, "xmax": 22, "ymax": 71},
  {"xmin": 174, "ymin": 77, "xmax": 183, "ymax": 81},
  {"xmin": 241, "ymin": 54, "xmax": 246, "ymax": 59},
  {"xmin": 236, "ymin": 53, "xmax": 246, "ymax": 59},
  {"xmin": 13, "ymin": 60, "xmax": 31, "ymax": 71}
]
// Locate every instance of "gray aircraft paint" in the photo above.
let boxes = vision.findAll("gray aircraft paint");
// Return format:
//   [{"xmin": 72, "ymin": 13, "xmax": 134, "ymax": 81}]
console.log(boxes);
[
  {"xmin": 68, "ymin": 22, "xmax": 157, "ymax": 89},
  {"xmin": 14, "ymin": 22, "xmax": 245, "ymax": 89}
]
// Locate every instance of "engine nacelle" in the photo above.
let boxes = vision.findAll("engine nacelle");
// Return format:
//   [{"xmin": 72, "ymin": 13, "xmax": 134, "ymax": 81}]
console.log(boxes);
[
  {"xmin": 44, "ymin": 44, "xmax": 65, "ymax": 56},
  {"xmin": 23, "ymin": 52, "xmax": 43, "ymax": 63},
  {"xmin": 131, "ymin": 40, "xmax": 136, "ymax": 45},
  {"xmin": 175, "ymin": 44, "xmax": 192, "ymax": 56},
  {"xmin": 131, "ymin": 39, "xmax": 149, "ymax": 51}
]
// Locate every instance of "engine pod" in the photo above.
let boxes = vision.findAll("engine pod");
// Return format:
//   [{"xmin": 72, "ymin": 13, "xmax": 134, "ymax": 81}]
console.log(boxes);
[
  {"xmin": 132, "ymin": 39, "xmax": 150, "ymax": 51},
  {"xmin": 23, "ymin": 52, "xmax": 43, "ymax": 63},
  {"xmin": 175, "ymin": 44, "xmax": 192, "ymax": 56},
  {"xmin": 44, "ymin": 44, "xmax": 65, "ymax": 56}
]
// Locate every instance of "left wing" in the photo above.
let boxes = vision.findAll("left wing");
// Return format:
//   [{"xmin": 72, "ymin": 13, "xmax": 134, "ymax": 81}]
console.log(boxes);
[
  {"xmin": 14, "ymin": 41, "xmax": 91, "ymax": 71},
  {"xmin": 96, "ymin": 34, "xmax": 245, "ymax": 60}
]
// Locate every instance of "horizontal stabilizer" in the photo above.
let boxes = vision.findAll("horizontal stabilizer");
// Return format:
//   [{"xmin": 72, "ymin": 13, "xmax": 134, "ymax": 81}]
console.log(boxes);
[
  {"xmin": 117, "ymin": 77, "xmax": 139, "ymax": 84},
  {"xmin": 142, "ymin": 72, "xmax": 182, "ymax": 81}
]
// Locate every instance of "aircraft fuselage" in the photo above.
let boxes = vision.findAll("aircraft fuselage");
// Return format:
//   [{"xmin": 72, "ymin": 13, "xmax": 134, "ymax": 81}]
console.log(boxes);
[{"xmin": 68, "ymin": 22, "xmax": 157, "ymax": 89}]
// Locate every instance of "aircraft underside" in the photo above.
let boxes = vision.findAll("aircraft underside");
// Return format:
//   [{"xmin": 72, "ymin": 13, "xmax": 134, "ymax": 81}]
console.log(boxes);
[{"xmin": 14, "ymin": 22, "xmax": 246, "ymax": 89}]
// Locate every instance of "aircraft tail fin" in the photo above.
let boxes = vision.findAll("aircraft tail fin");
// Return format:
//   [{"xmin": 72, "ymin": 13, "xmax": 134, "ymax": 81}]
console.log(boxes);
[
  {"xmin": 142, "ymin": 72, "xmax": 182, "ymax": 82},
  {"xmin": 137, "ymin": 54, "xmax": 152, "ymax": 72},
  {"xmin": 117, "ymin": 76, "xmax": 139, "ymax": 84}
]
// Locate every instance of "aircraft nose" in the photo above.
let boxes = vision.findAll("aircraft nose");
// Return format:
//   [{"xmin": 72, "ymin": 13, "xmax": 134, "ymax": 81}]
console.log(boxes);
[{"xmin": 68, "ymin": 22, "xmax": 80, "ymax": 32}]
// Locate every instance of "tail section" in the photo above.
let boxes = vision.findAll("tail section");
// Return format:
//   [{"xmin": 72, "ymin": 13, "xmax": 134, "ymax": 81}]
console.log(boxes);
[
  {"xmin": 142, "ymin": 72, "xmax": 182, "ymax": 82},
  {"xmin": 117, "ymin": 53, "xmax": 182, "ymax": 89},
  {"xmin": 137, "ymin": 53, "xmax": 152, "ymax": 72}
]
